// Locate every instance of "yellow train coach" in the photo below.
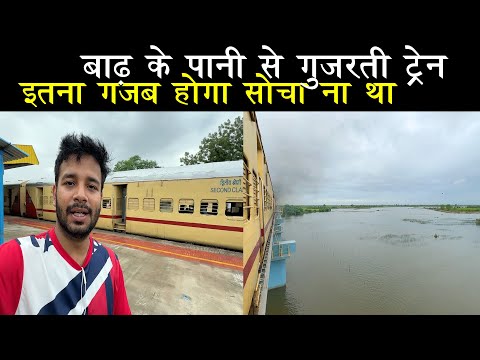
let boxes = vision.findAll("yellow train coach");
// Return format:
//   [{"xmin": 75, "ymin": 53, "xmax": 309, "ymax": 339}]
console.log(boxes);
[
  {"xmin": 38, "ymin": 160, "xmax": 244, "ymax": 251},
  {"xmin": 3, "ymin": 178, "xmax": 52, "ymax": 219},
  {"xmin": 243, "ymin": 111, "xmax": 276, "ymax": 315}
]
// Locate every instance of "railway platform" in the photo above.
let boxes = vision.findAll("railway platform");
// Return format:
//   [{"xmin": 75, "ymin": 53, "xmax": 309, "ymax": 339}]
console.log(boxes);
[{"xmin": 2, "ymin": 215, "xmax": 243, "ymax": 315}]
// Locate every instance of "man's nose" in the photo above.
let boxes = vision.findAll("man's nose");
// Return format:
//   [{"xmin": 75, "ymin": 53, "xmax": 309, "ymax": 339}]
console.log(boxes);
[{"xmin": 73, "ymin": 186, "xmax": 88, "ymax": 202}]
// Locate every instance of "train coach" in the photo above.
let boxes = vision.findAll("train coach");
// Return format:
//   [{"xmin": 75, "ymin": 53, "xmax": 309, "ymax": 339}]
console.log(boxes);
[
  {"xmin": 242, "ymin": 111, "xmax": 277, "ymax": 315},
  {"xmin": 6, "ymin": 160, "xmax": 244, "ymax": 251},
  {"xmin": 3, "ymin": 178, "xmax": 51, "ymax": 219}
]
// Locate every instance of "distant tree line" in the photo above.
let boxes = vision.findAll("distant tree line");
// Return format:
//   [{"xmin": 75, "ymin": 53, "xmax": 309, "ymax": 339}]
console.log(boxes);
[
  {"xmin": 279, "ymin": 203, "xmax": 480, "ymax": 221},
  {"xmin": 433, "ymin": 204, "xmax": 480, "ymax": 213},
  {"xmin": 282, "ymin": 204, "xmax": 331, "ymax": 217}
]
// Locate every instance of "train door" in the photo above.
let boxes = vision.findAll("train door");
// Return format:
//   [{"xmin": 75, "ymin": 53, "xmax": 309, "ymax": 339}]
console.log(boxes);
[
  {"xmin": 25, "ymin": 190, "xmax": 36, "ymax": 218},
  {"xmin": 12, "ymin": 193, "xmax": 20, "ymax": 216},
  {"xmin": 20, "ymin": 184, "xmax": 26, "ymax": 217},
  {"xmin": 7, "ymin": 188, "xmax": 12, "ymax": 214},
  {"xmin": 258, "ymin": 177, "xmax": 265, "ymax": 260},
  {"xmin": 122, "ymin": 187, "xmax": 126, "ymax": 223},
  {"xmin": 37, "ymin": 187, "xmax": 43, "ymax": 219},
  {"xmin": 112, "ymin": 185, "xmax": 127, "ymax": 232}
]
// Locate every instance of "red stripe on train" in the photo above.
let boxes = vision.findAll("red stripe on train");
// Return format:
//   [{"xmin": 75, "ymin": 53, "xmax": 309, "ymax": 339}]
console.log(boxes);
[
  {"xmin": 41, "ymin": 210, "xmax": 242, "ymax": 232},
  {"xmin": 243, "ymin": 236, "xmax": 261, "ymax": 287},
  {"xmin": 126, "ymin": 216, "xmax": 243, "ymax": 232},
  {"xmin": 243, "ymin": 214, "xmax": 274, "ymax": 287},
  {"xmin": 99, "ymin": 215, "xmax": 122, "ymax": 219}
]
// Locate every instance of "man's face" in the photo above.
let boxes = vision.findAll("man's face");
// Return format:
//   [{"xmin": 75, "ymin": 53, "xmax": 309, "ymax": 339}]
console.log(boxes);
[{"xmin": 53, "ymin": 154, "xmax": 102, "ymax": 241}]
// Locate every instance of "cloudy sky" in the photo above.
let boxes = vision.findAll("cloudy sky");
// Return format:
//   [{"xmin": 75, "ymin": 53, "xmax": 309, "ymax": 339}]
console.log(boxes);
[
  {"xmin": 1, "ymin": 111, "xmax": 242, "ymax": 182},
  {"xmin": 2, "ymin": 111, "xmax": 480, "ymax": 206},
  {"xmin": 256, "ymin": 111, "xmax": 480, "ymax": 206}
]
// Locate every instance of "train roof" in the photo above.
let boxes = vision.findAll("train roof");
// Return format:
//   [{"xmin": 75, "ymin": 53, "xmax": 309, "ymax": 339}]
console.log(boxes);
[
  {"xmin": 106, "ymin": 160, "xmax": 243, "ymax": 184},
  {"xmin": 27, "ymin": 178, "xmax": 55, "ymax": 186},
  {"xmin": 4, "ymin": 177, "xmax": 55, "ymax": 186},
  {"xmin": 3, "ymin": 160, "xmax": 243, "ymax": 186},
  {"xmin": 3, "ymin": 179, "xmax": 29, "ymax": 186}
]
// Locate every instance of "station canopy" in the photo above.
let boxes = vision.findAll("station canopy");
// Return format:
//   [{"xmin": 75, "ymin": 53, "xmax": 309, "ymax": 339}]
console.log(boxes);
[{"xmin": 1, "ymin": 139, "xmax": 38, "ymax": 170}]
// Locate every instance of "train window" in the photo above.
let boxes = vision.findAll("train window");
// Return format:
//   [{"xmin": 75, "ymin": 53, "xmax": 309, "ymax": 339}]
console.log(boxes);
[
  {"xmin": 160, "ymin": 198, "xmax": 173, "ymax": 212},
  {"xmin": 143, "ymin": 198, "xmax": 155, "ymax": 211},
  {"xmin": 102, "ymin": 198, "xmax": 112, "ymax": 209},
  {"xmin": 128, "ymin": 198, "xmax": 139, "ymax": 210},
  {"xmin": 252, "ymin": 170, "xmax": 258, "ymax": 217},
  {"xmin": 243, "ymin": 159, "xmax": 250, "ymax": 221},
  {"xmin": 225, "ymin": 201, "xmax": 243, "ymax": 217},
  {"xmin": 179, "ymin": 199, "xmax": 194, "ymax": 214},
  {"xmin": 200, "ymin": 200, "xmax": 218, "ymax": 215}
]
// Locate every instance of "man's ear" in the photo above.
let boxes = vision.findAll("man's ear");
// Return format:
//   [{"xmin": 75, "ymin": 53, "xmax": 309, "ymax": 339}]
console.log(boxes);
[{"xmin": 52, "ymin": 184, "xmax": 56, "ymax": 208}]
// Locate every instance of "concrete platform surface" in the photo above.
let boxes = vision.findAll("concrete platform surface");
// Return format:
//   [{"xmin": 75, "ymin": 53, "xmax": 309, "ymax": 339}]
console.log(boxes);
[{"xmin": 2, "ymin": 216, "xmax": 243, "ymax": 315}]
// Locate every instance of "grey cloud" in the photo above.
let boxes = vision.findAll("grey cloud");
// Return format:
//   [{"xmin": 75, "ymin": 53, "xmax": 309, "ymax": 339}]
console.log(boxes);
[
  {"xmin": 256, "ymin": 111, "xmax": 480, "ymax": 205},
  {"xmin": 2, "ymin": 111, "xmax": 242, "ymax": 182}
]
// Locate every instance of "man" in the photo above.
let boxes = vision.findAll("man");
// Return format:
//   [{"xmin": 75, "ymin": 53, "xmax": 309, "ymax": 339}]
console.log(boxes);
[{"xmin": 0, "ymin": 133, "xmax": 131, "ymax": 315}]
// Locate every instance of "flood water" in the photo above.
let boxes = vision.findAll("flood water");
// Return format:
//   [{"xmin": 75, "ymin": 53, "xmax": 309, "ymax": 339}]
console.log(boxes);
[{"xmin": 265, "ymin": 207, "xmax": 480, "ymax": 315}]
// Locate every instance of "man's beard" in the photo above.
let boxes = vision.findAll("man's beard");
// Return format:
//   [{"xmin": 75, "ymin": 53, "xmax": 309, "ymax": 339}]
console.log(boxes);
[{"xmin": 56, "ymin": 201, "xmax": 100, "ymax": 241}]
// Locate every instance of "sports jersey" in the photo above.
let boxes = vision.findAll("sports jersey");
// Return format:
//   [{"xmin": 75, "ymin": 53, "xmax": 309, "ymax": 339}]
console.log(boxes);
[{"xmin": 0, "ymin": 227, "xmax": 131, "ymax": 315}]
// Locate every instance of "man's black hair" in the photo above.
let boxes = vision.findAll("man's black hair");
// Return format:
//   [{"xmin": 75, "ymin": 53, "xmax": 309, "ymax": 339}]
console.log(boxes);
[{"xmin": 54, "ymin": 133, "xmax": 111, "ymax": 189}]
